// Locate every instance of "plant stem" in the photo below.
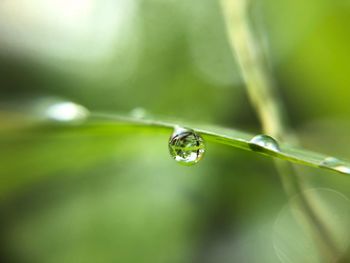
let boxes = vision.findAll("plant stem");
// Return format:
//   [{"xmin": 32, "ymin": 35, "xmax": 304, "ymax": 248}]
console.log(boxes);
[
  {"xmin": 220, "ymin": 0, "xmax": 339, "ymax": 260},
  {"xmin": 220, "ymin": 0, "xmax": 288, "ymax": 139}
]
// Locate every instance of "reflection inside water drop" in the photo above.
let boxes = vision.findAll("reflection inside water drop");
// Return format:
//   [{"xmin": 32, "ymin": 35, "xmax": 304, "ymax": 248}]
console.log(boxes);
[
  {"xmin": 168, "ymin": 127, "xmax": 205, "ymax": 166},
  {"xmin": 249, "ymin": 134, "xmax": 280, "ymax": 152}
]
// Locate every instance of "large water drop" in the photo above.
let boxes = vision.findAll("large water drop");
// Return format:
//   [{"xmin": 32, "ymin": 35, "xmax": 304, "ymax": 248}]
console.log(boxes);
[{"xmin": 168, "ymin": 126, "xmax": 205, "ymax": 166}]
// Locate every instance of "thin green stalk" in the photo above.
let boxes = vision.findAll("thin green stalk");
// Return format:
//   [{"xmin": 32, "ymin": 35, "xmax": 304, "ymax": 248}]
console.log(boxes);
[{"xmin": 220, "ymin": 0, "xmax": 339, "ymax": 260}]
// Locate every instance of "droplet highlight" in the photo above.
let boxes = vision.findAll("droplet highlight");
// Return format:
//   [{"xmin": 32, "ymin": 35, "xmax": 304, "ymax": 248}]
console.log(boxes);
[
  {"xmin": 320, "ymin": 157, "xmax": 350, "ymax": 175},
  {"xmin": 168, "ymin": 127, "xmax": 205, "ymax": 166},
  {"xmin": 249, "ymin": 134, "xmax": 280, "ymax": 152}
]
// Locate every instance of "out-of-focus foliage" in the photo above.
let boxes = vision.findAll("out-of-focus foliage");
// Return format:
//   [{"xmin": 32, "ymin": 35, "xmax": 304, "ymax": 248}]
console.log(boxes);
[{"xmin": 1, "ymin": 0, "xmax": 350, "ymax": 262}]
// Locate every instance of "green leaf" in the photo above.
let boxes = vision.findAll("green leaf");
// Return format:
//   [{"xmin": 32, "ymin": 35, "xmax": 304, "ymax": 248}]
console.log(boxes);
[
  {"xmin": 87, "ymin": 112, "xmax": 350, "ymax": 175},
  {"xmin": 1, "ymin": 111, "xmax": 349, "ymax": 199}
]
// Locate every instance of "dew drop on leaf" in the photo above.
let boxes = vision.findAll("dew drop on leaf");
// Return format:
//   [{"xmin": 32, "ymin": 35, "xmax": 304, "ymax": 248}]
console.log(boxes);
[
  {"xmin": 46, "ymin": 101, "xmax": 89, "ymax": 122},
  {"xmin": 130, "ymin": 107, "xmax": 146, "ymax": 119},
  {"xmin": 249, "ymin": 134, "xmax": 280, "ymax": 152},
  {"xmin": 168, "ymin": 126, "xmax": 205, "ymax": 166},
  {"xmin": 320, "ymin": 157, "xmax": 350, "ymax": 175}
]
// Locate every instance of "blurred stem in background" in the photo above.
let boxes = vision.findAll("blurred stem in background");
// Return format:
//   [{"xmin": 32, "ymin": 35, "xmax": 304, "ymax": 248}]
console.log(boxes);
[{"xmin": 220, "ymin": 0, "xmax": 340, "ymax": 260}]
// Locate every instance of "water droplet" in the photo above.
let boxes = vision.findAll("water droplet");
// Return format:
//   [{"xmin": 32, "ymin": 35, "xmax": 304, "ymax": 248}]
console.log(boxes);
[
  {"xmin": 168, "ymin": 126, "xmax": 205, "ymax": 166},
  {"xmin": 46, "ymin": 102, "xmax": 89, "ymax": 122},
  {"xmin": 320, "ymin": 157, "xmax": 350, "ymax": 174},
  {"xmin": 249, "ymin": 134, "xmax": 280, "ymax": 152},
  {"xmin": 130, "ymin": 107, "xmax": 146, "ymax": 119}
]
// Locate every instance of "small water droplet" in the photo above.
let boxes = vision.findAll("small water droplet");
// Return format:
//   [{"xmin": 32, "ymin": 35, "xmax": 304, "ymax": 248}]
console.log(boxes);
[
  {"xmin": 249, "ymin": 134, "xmax": 280, "ymax": 152},
  {"xmin": 320, "ymin": 157, "xmax": 350, "ymax": 174},
  {"xmin": 168, "ymin": 126, "xmax": 205, "ymax": 166},
  {"xmin": 46, "ymin": 101, "xmax": 89, "ymax": 122},
  {"xmin": 130, "ymin": 107, "xmax": 146, "ymax": 119}
]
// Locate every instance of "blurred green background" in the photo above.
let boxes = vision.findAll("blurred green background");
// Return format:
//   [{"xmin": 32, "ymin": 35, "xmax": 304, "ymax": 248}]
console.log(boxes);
[{"xmin": 1, "ymin": 0, "xmax": 350, "ymax": 262}]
